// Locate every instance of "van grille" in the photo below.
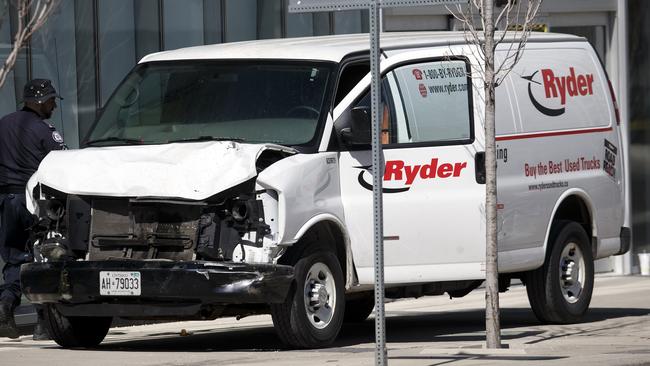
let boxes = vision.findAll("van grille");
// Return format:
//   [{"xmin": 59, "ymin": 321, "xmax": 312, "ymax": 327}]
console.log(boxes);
[{"xmin": 88, "ymin": 199, "xmax": 201, "ymax": 260}]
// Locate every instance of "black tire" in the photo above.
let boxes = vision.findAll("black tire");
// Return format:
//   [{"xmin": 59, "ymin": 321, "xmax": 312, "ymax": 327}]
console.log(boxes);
[
  {"xmin": 525, "ymin": 221, "xmax": 594, "ymax": 324},
  {"xmin": 344, "ymin": 292, "xmax": 375, "ymax": 323},
  {"xmin": 271, "ymin": 245, "xmax": 345, "ymax": 349},
  {"xmin": 43, "ymin": 304, "xmax": 112, "ymax": 348}
]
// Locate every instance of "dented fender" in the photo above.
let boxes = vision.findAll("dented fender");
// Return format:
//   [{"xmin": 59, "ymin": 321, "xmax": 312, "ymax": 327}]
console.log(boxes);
[
  {"xmin": 256, "ymin": 152, "xmax": 346, "ymax": 245},
  {"xmin": 257, "ymin": 153, "xmax": 356, "ymax": 288}
]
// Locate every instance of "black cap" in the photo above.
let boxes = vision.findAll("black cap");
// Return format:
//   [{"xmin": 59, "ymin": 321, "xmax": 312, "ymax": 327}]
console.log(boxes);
[{"xmin": 23, "ymin": 79, "xmax": 63, "ymax": 103}]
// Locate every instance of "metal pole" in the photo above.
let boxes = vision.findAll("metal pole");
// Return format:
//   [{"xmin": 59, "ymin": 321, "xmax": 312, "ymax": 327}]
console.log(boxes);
[{"xmin": 369, "ymin": 1, "xmax": 387, "ymax": 365}]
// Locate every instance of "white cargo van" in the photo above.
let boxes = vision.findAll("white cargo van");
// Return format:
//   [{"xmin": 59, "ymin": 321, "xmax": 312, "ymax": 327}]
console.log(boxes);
[{"xmin": 21, "ymin": 32, "xmax": 629, "ymax": 349}]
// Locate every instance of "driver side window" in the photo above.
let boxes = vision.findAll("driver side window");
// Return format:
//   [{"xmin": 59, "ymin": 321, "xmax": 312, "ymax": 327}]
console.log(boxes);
[
  {"xmin": 390, "ymin": 59, "xmax": 473, "ymax": 144},
  {"xmin": 346, "ymin": 58, "xmax": 473, "ymax": 147}
]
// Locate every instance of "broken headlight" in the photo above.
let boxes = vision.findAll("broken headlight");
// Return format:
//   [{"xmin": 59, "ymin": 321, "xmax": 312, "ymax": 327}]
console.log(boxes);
[{"xmin": 31, "ymin": 185, "xmax": 90, "ymax": 262}]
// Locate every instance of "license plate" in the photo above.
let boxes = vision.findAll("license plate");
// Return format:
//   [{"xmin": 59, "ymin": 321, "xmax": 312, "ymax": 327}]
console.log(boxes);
[{"xmin": 99, "ymin": 271, "xmax": 141, "ymax": 296}]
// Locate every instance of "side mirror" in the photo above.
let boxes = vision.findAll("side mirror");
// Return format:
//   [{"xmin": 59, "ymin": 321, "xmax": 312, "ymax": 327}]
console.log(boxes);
[{"xmin": 341, "ymin": 106, "xmax": 371, "ymax": 145}]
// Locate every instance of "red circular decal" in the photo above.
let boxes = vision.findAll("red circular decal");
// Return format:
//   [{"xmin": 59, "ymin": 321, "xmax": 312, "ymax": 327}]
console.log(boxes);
[{"xmin": 419, "ymin": 83, "xmax": 427, "ymax": 98}]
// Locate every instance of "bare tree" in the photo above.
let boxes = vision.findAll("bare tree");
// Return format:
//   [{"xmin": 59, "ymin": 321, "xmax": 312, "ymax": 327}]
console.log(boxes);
[
  {"xmin": 448, "ymin": 0, "xmax": 542, "ymax": 349},
  {"xmin": 0, "ymin": 0, "xmax": 60, "ymax": 88}
]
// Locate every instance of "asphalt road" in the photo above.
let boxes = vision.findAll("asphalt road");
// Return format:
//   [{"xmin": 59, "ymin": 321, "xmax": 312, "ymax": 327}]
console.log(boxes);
[{"xmin": 1, "ymin": 275, "xmax": 649, "ymax": 366}]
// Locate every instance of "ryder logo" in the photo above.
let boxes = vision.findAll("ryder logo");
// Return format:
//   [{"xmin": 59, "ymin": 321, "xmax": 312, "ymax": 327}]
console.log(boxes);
[
  {"xmin": 356, "ymin": 159, "xmax": 467, "ymax": 193},
  {"xmin": 412, "ymin": 69, "xmax": 423, "ymax": 80},
  {"xmin": 521, "ymin": 67, "xmax": 595, "ymax": 117}
]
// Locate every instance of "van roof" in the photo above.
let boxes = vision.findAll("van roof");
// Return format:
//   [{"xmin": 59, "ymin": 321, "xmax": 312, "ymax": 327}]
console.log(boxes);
[{"xmin": 140, "ymin": 31, "xmax": 585, "ymax": 64}]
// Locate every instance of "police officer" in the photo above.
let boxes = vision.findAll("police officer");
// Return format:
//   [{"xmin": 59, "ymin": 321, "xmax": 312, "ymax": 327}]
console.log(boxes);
[{"xmin": 0, "ymin": 79, "xmax": 65, "ymax": 339}]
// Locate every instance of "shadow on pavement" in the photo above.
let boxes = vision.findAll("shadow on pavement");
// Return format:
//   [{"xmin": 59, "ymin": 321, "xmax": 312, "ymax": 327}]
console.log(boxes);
[
  {"xmin": 74, "ymin": 306, "xmax": 649, "ymax": 353},
  {"xmin": 334, "ymin": 306, "xmax": 650, "ymax": 346}
]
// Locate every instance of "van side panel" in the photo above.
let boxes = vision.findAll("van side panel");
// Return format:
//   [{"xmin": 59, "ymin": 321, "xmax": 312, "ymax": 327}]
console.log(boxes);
[{"xmin": 495, "ymin": 42, "xmax": 624, "ymax": 272}]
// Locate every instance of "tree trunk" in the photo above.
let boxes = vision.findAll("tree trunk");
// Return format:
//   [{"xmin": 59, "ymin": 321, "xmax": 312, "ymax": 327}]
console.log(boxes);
[{"xmin": 483, "ymin": 0, "xmax": 502, "ymax": 349}]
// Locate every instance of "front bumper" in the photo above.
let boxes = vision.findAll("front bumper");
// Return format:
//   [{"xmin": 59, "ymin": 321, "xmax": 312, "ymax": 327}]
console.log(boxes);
[{"xmin": 20, "ymin": 260, "xmax": 294, "ymax": 318}]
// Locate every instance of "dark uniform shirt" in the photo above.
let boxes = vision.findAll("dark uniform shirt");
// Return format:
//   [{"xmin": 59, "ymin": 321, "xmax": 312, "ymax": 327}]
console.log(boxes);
[{"xmin": 0, "ymin": 107, "xmax": 65, "ymax": 192}]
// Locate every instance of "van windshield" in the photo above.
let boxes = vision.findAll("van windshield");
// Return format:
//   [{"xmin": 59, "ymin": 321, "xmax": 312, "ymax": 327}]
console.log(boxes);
[{"xmin": 85, "ymin": 61, "xmax": 332, "ymax": 147}]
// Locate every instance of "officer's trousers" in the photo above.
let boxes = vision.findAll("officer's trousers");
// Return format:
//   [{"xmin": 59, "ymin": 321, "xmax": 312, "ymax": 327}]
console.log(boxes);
[{"xmin": 0, "ymin": 193, "xmax": 33, "ymax": 310}]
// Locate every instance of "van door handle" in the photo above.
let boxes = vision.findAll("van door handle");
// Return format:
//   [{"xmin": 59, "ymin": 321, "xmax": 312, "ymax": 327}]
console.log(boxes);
[{"xmin": 475, "ymin": 152, "xmax": 486, "ymax": 184}]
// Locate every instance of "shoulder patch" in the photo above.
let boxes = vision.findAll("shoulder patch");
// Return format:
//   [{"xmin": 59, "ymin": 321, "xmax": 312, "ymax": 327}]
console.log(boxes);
[{"xmin": 52, "ymin": 131, "xmax": 64, "ymax": 143}]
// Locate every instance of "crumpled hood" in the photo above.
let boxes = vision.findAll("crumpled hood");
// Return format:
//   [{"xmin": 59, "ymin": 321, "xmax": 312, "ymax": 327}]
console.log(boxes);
[{"xmin": 30, "ymin": 141, "xmax": 294, "ymax": 200}]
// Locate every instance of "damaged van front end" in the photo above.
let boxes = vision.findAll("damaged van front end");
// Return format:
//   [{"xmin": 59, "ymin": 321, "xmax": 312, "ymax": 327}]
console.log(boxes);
[
  {"xmin": 19, "ymin": 60, "xmax": 336, "ymax": 335},
  {"xmin": 21, "ymin": 141, "xmax": 298, "ymax": 320},
  {"xmin": 20, "ymin": 54, "xmax": 344, "ymax": 349}
]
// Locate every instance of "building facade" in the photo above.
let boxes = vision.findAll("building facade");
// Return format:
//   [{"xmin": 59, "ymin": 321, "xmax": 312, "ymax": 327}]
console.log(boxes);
[{"xmin": 0, "ymin": 0, "xmax": 647, "ymax": 274}]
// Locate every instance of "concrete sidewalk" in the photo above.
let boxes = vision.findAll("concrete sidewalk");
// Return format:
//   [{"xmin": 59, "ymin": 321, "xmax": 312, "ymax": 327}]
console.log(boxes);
[
  {"xmin": 0, "ymin": 275, "xmax": 648, "ymax": 366},
  {"xmin": 381, "ymin": 275, "xmax": 650, "ymax": 366}
]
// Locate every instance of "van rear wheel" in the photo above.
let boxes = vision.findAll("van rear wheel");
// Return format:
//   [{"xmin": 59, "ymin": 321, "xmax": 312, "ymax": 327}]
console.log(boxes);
[
  {"xmin": 43, "ymin": 304, "xmax": 112, "ymax": 348},
  {"xmin": 526, "ymin": 221, "xmax": 594, "ymax": 324}
]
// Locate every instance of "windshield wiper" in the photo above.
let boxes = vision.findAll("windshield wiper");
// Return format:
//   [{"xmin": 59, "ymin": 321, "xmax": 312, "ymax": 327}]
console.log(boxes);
[
  {"xmin": 83, "ymin": 137, "xmax": 143, "ymax": 147},
  {"xmin": 167, "ymin": 136, "xmax": 245, "ymax": 143}
]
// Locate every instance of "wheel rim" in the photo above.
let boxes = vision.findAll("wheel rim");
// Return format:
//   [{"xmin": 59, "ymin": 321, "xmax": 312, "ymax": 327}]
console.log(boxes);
[
  {"xmin": 303, "ymin": 262, "xmax": 336, "ymax": 330},
  {"xmin": 559, "ymin": 241, "xmax": 586, "ymax": 304}
]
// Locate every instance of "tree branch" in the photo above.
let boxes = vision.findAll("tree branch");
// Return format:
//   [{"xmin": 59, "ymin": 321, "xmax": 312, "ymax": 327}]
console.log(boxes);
[{"xmin": 0, "ymin": 0, "xmax": 59, "ymax": 89}]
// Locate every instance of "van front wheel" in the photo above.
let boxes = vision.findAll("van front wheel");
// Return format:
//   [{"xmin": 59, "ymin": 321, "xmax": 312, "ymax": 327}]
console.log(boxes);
[
  {"xmin": 43, "ymin": 304, "xmax": 112, "ymax": 348},
  {"xmin": 526, "ymin": 221, "xmax": 594, "ymax": 324},
  {"xmin": 271, "ymin": 249, "xmax": 345, "ymax": 348}
]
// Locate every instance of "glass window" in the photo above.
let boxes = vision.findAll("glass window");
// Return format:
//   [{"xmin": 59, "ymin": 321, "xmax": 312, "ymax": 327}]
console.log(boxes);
[
  {"xmin": 258, "ymin": 0, "xmax": 282, "ymax": 39},
  {"xmin": 0, "ymin": 5, "xmax": 18, "ymax": 116},
  {"xmin": 73, "ymin": 0, "xmax": 98, "ymax": 143},
  {"xmin": 287, "ymin": 12, "xmax": 314, "ymax": 37},
  {"xmin": 334, "ymin": 62, "xmax": 370, "ymax": 106},
  {"xmin": 203, "ymin": 0, "xmax": 224, "ymax": 44},
  {"xmin": 134, "ymin": 0, "xmax": 162, "ymax": 61},
  {"xmin": 31, "ymin": 0, "xmax": 80, "ymax": 147},
  {"xmin": 99, "ymin": 0, "xmax": 136, "ymax": 106},
  {"xmin": 163, "ymin": 0, "xmax": 204, "ymax": 50},
  {"xmin": 313, "ymin": 13, "xmax": 332, "ymax": 36},
  {"xmin": 333, "ymin": 11, "xmax": 362, "ymax": 34},
  {"xmin": 390, "ymin": 60, "xmax": 472, "ymax": 144},
  {"xmin": 86, "ymin": 61, "xmax": 333, "ymax": 147},
  {"xmin": 225, "ymin": 0, "xmax": 257, "ymax": 42},
  {"xmin": 343, "ymin": 59, "xmax": 473, "ymax": 147}
]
